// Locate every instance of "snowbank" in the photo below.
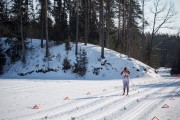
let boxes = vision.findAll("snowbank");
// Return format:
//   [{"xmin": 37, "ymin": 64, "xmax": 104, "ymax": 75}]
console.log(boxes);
[{"xmin": 0, "ymin": 38, "xmax": 161, "ymax": 80}]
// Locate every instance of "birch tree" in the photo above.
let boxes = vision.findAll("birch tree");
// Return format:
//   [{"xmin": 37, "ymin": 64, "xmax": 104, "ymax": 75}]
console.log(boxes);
[{"xmin": 147, "ymin": 0, "xmax": 176, "ymax": 65}]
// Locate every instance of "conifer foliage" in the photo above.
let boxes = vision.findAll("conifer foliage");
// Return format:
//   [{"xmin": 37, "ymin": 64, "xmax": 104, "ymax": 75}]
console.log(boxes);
[
  {"xmin": 72, "ymin": 49, "xmax": 88, "ymax": 77},
  {"xmin": 62, "ymin": 57, "xmax": 71, "ymax": 72},
  {"xmin": 0, "ymin": 44, "xmax": 6, "ymax": 74},
  {"xmin": 0, "ymin": 0, "xmax": 179, "ymax": 69}
]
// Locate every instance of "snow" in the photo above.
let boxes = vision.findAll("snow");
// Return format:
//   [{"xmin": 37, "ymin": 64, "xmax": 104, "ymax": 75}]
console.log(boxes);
[
  {"xmin": 156, "ymin": 67, "xmax": 171, "ymax": 77},
  {"xmin": 0, "ymin": 38, "xmax": 160, "ymax": 80},
  {"xmin": 0, "ymin": 38, "xmax": 180, "ymax": 120},
  {"xmin": 0, "ymin": 78, "xmax": 180, "ymax": 120}
]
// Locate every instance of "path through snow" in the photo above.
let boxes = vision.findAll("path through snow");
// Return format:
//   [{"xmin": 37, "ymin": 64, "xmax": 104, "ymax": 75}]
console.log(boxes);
[{"xmin": 0, "ymin": 77, "xmax": 180, "ymax": 120}]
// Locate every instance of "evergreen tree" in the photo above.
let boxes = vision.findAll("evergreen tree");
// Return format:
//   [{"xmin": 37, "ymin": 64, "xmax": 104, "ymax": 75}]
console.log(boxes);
[
  {"xmin": 84, "ymin": 0, "xmax": 88, "ymax": 45},
  {"xmin": 8, "ymin": 0, "xmax": 29, "ymax": 63},
  {"xmin": 52, "ymin": 0, "xmax": 68, "ymax": 43},
  {"xmin": 88, "ymin": 0, "xmax": 99, "ymax": 44},
  {"xmin": 0, "ymin": 0, "xmax": 8, "ymax": 36},
  {"xmin": 104, "ymin": 0, "xmax": 116, "ymax": 49},
  {"xmin": 65, "ymin": 36, "xmax": 71, "ymax": 51},
  {"xmin": 36, "ymin": 0, "xmax": 52, "ymax": 47},
  {"xmin": 69, "ymin": 0, "xmax": 76, "ymax": 41},
  {"xmin": 62, "ymin": 57, "xmax": 71, "ymax": 72},
  {"xmin": 10, "ymin": 0, "xmax": 22, "ymax": 40},
  {"xmin": 45, "ymin": 0, "xmax": 49, "ymax": 58},
  {"xmin": 72, "ymin": 49, "xmax": 88, "ymax": 77},
  {"xmin": 0, "ymin": 0, "xmax": 7, "ymax": 21},
  {"xmin": 28, "ymin": 0, "xmax": 40, "ymax": 39},
  {"xmin": 0, "ymin": 44, "xmax": 6, "ymax": 74},
  {"xmin": 99, "ymin": 0, "xmax": 105, "ymax": 59}
]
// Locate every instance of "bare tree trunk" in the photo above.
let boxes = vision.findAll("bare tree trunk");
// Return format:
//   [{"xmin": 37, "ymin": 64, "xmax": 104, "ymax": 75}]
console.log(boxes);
[
  {"xmin": 45, "ymin": 0, "xmax": 49, "ymax": 58},
  {"xmin": 100, "ymin": 0, "xmax": 104, "ymax": 59},
  {"xmin": 41, "ymin": 2, "xmax": 44, "ymax": 48},
  {"xmin": 67, "ymin": 0, "xmax": 71, "ymax": 44},
  {"xmin": 67, "ymin": 0, "xmax": 71, "ymax": 41},
  {"xmin": 127, "ymin": 0, "xmax": 132, "ymax": 57},
  {"xmin": 148, "ymin": 0, "xmax": 158, "ymax": 65},
  {"xmin": 106, "ymin": 1, "xmax": 110, "ymax": 49},
  {"xmin": 148, "ymin": 0, "xmax": 176, "ymax": 66},
  {"xmin": 75, "ymin": 1, "xmax": 79, "ymax": 55},
  {"xmin": 25, "ymin": 0, "xmax": 28, "ymax": 38},
  {"xmin": 141, "ymin": 0, "xmax": 145, "ymax": 62},
  {"xmin": 118, "ymin": 1, "xmax": 122, "ymax": 52},
  {"xmin": 84, "ymin": 0, "xmax": 88, "ymax": 45},
  {"xmin": 122, "ymin": 0, "xmax": 125, "ymax": 54},
  {"xmin": 20, "ymin": 1, "xmax": 25, "ymax": 63}
]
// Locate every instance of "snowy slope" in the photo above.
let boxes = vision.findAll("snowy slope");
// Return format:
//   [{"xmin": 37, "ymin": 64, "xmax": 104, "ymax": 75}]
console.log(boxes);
[
  {"xmin": 0, "ymin": 38, "xmax": 180, "ymax": 120},
  {"xmin": 0, "ymin": 38, "xmax": 160, "ymax": 80}
]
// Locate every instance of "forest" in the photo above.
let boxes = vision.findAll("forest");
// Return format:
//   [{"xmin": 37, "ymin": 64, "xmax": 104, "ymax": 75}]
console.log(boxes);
[{"xmin": 0, "ymin": 0, "xmax": 180, "ymax": 74}]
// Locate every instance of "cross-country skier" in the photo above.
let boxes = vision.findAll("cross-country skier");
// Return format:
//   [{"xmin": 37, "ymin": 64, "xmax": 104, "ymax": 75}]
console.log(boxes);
[{"xmin": 121, "ymin": 67, "xmax": 130, "ymax": 96}]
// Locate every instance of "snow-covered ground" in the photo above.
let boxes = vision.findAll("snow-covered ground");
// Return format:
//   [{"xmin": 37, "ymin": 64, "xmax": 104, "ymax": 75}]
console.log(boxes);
[
  {"xmin": 156, "ymin": 67, "xmax": 171, "ymax": 77},
  {"xmin": 0, "ymin": 77, "xmax": 180, "ymax": 120},
  {"xmin": 0, "ymin": 38, "xmax": 180, "ymax": 120},
  {"xmin": 0, "ymin": 38, "xmax": 160, "ymax": 80}
]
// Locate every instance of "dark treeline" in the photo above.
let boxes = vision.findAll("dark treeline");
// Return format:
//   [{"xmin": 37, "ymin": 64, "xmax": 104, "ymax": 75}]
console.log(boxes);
[
  {"xmin": 148, "ymin": 33, "xmax": 180, "ymax": 73},
  {"xmin": 0, "ymin": 0, "xmax": 180, "ymax": 72}
]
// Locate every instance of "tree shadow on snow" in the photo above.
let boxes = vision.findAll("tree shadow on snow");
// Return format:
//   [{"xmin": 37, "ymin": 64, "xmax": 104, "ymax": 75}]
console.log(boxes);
[
  {"xmin": 74, "ymin": 94, "xmax": 121, "ymax": 100},
  {"xmin": 136, "ymin": 81, "xmax": 180, "ymax": 88}
]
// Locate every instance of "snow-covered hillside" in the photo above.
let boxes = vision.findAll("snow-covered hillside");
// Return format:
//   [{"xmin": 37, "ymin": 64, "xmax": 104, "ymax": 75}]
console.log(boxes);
[
  {"xmin": 0, "ymin": 38, "xmax": 180, "ymax": 120},
  {"xmin": 0, "ymin": 38, "xmax": 160, "ymax": 80}
]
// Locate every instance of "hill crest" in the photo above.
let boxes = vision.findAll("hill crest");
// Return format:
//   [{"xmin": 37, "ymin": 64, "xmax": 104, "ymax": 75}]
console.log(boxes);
[{"xmin": 0, "ymin": 38, "xmax": 161, "ymax": 80}]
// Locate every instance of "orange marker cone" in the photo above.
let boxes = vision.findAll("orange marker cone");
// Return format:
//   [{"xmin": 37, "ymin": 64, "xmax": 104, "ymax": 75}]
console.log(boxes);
[
  {"xmin": 87, "ymin": 92, "xmax": 91, "ymax": 95},
  {"xmin": 103, "ymin": 89, "xmax": 107, "ymax": 91},
  {"xmin": 162, "ymin": 104, "xmax": 169, "ymax": 108},
  {"xmin": 64, "ymin": 96, "xmax": 70, "ymax": 100},
  {"xmin": 33, "ymin": 104, "xmax": 39, "ymax": 109},
  {"xmin": 170, "ymin": 97, "xmax": 175, "ymax": 100},
  {"xmin": 152, "ymin": 116, "xmax": 160, "ymax": 120}
]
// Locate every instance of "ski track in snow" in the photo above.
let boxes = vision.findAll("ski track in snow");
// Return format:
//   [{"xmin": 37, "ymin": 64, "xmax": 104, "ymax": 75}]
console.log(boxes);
[
  {"xmin": 43, "ymin": 78, "xmax": 180, "ymax": 120},
  {"xmin": 119, "ymin": 87, "xmax": 178, "ymax": 120},
  {"xmin": 0, "ymin": 80, "xmax": 69, "ymax": 93},
  {"xmin": 0, "ymin": 78, "xmax": 180, "ymax": 120},
  {"xmin": 84, "ymin": 87, "xmax": 165, "ymax": 120},
  {"xmin": 48, "ymin": 87, "xmax": 149, "ymax": 120}
]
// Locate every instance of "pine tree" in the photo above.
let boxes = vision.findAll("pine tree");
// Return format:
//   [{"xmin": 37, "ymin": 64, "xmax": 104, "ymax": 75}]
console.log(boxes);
[
  {"xmin": 100, "ymin": 0, "xmax": 105, "ymax": 59},
  {"xmin": 0, "ymin": 0, "xmax": 7, "ymax": 21},
  {"xmin": 45, "ymin": 0, "xmax": 49, "ymax": 58},
  {"xmin": 0, "ymin": 44, "xmax": 6, "ymax": 74},
  {"xmin": 0, "ymin": 0, "xmax": 7, "ymax": 36},
  {"xmin": 28, "ymin": 0, "xmax": 39, "ymax": 39},
  {"xmin": 36, "ymin": 0, "xmax": 52, "ymax": 48},
  {"xmin": 84, "ymin": 0, "xmax": 88, "ymax": 45},
  {"xmin": 9, "ymin": 0, "xmax": 29, "ymax": 63},
  {"xmin": 72, "ymin": 49, "xmax": 88, "ymax": 77},
  {"xmin": 104, "ymin": 0, "xmax": 115, "ymax": 49},
  {"xmin": 65, "ymin": 36, "xmax": 71, "ymax": 51},
  {"xmin": 52, "ymin": 0, "xmax": 68, "ymax": 43},
  {"xmin": 62, "ymin": 57, "xmax": 71, "ymax": 72}
]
